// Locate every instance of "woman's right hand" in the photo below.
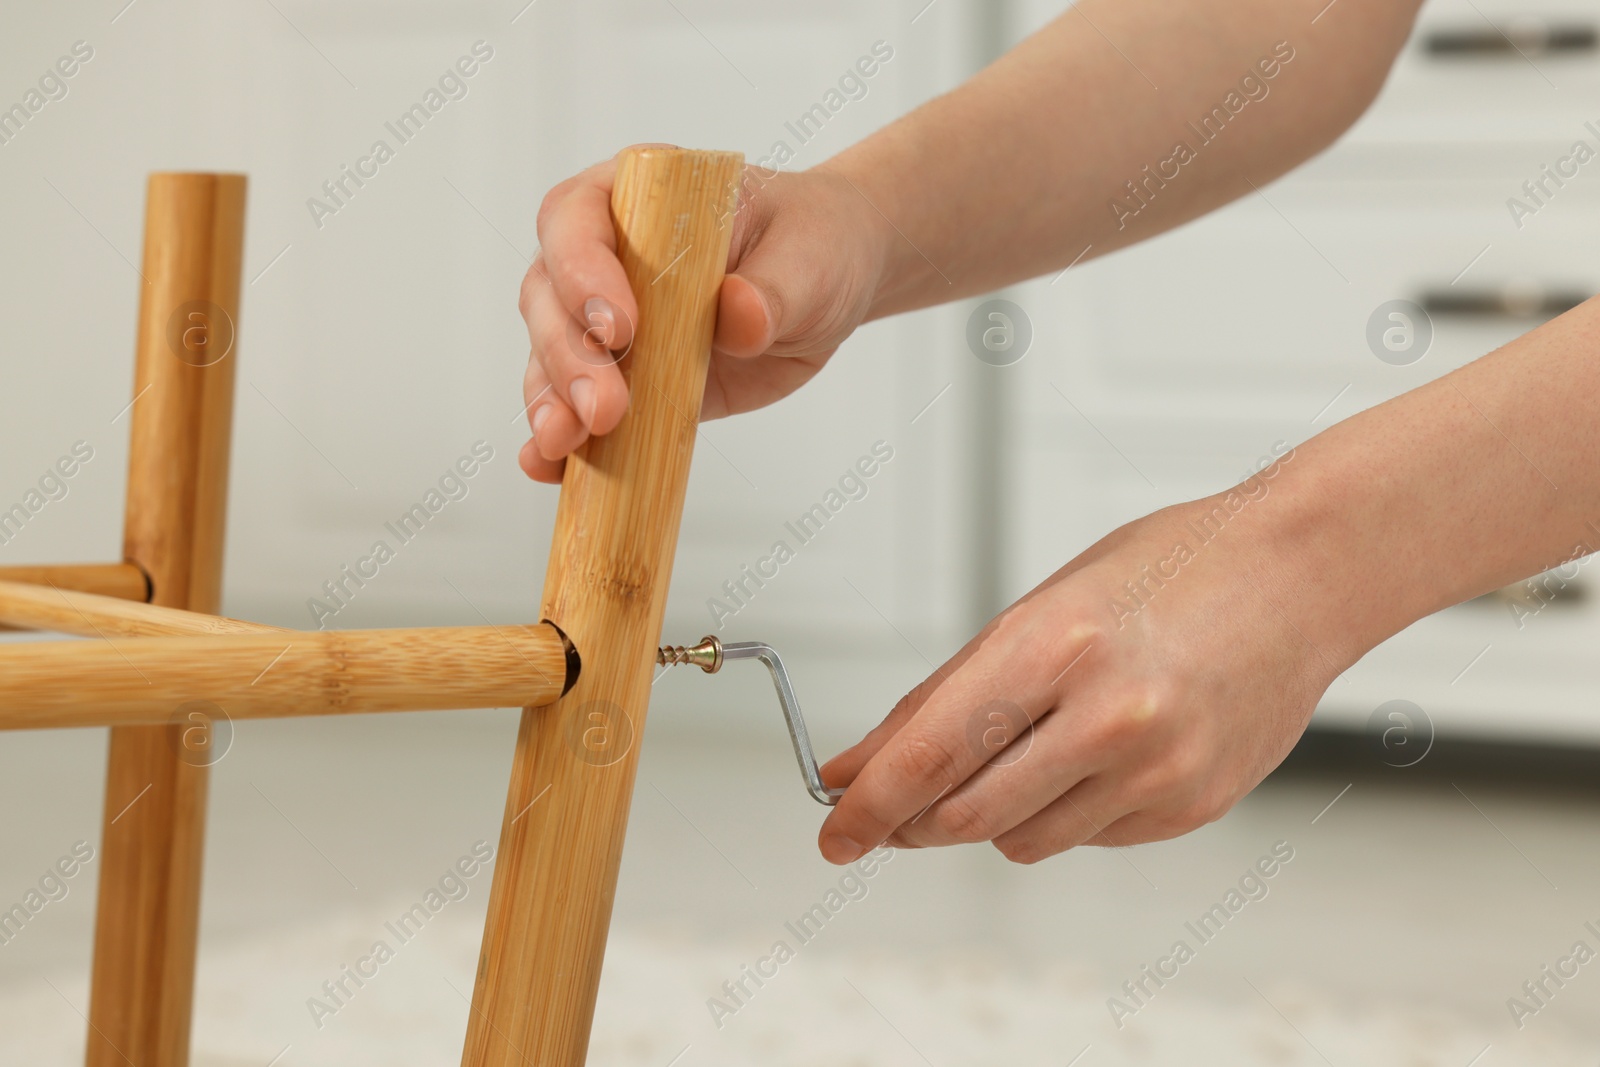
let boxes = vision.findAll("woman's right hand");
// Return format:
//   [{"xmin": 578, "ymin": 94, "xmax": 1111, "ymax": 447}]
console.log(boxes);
[{"xmin": 517, "ymin": 147, "xmax": 892, "ymax": 483}]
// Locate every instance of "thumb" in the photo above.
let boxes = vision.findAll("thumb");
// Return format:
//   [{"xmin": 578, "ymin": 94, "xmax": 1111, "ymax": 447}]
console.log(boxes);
[{"xmin": 714, "ymin": 265, "xmax": 786, "ymax": 360}]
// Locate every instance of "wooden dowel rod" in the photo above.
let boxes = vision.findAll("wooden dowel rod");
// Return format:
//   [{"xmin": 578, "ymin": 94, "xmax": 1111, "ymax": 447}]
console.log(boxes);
[
  {"xmin": 88, "ymin": 172, "xmax": 246, "ymax": 1067},
  {"xmin": 0, "ymin": 623, "xmax": 572, "ymax": 731},
  {"xmin": 0, "ymin": 563, "xmax": 150, "ymax": 633},
  {"xmin": 463, "ymin": 147, "xmax": 743, "ymax": 1067},
  {"xmin": 0, "ymin": 562, "xmax": 150, "ymax": 601},
  {"xmin": 0, "ymin": 578, "xmax": 277, "ymax": 639}
]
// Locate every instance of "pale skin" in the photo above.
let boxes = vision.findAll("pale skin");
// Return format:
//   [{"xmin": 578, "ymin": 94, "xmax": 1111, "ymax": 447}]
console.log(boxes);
[{"xmin": 519, "ymin": 0, "xmax": 1600, "ymax": 865}]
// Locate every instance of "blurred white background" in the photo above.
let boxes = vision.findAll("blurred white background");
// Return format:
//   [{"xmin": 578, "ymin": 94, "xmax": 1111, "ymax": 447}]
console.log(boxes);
[{"xmin": 4, "ymin": 0, "xmax": 1600, "ymax": 1064}]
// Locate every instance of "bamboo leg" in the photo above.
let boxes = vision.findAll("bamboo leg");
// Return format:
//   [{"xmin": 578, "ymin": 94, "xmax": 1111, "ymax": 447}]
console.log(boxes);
[
  {"xmin": 86, "ymin": 172, "xmax": 245, "ymax": 1067},
  {"xmin": 461, "ymin": 148, "xmax": 742, "ymax": 1066}
]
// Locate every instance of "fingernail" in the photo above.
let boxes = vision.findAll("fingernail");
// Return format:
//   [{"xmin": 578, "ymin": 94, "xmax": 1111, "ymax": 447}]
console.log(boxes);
[
  {"xmin": 531, "ymin": 402, "xmax": 552, "ymax": 440},
  {"xmin": 820, "ymin": 831, "xmax": 866, "ymax": 865},
  {"xmin": 569, "ymin": 377, "xmax": 596, "ymax": 430},
  {"xmin": 583, "ymin": 297, "xmax": 617, "ymax": 350}
]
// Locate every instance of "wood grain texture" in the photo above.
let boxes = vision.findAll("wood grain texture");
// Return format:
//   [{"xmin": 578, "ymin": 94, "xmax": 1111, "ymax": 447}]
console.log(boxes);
[
  {"xmin": 0, "ymin": 623, "xmax": 571, "ymax": 730},
  {"xmin": 0, "ymin": 563, "xmax": 149, "ymax": 600},
  {"xmin": 0, "ymin": 563, "xmax": 149, "ymax": 633},
  {"xmin": 0, "ymin": 578, "xmax": 264, "ymax": 638},
  {"xmin": 461, "ymin": 147, "xmax": 743, "ymax": 1067},
  {"xmin": 88, "ymin": 172, "xmax": 245, "ymax": 1067}
]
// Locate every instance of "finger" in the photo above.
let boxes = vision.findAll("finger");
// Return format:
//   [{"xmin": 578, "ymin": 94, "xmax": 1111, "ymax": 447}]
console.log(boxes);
[
  {"xmin": 713, "ymin": 226, "xmax": 839, "ymax": 360},
  {"xmin": 535, "ymin": 397, "xmax": 589, "ymax": 463},
  {"xmin": 522, "ymin": 353, "xmax": 586, "ymax": 464},
  {"xmin": 518, "ymin": 361, "xmax": 567, "ymax": 483},
  {"xmin": 531, "ymin": 155, "xmax": 638, "ymax": 354},
  {"xmin": 816, "ymin": 612, "xmax": 1006, "ymax": 790},
  {"xmin": 890, "ymin": 695, "xmax": 1093, "ymax": 849},
  {"xmin": 820, "ymin": 600, "xmax": 1092, "ymax": 791},
  {"xmin": 1093, "ymin": 809, "xmax": 1190, "ymax": 849},
  {"xmin": 714, "ymin": 273, "xmax": 779, "ymax": 359},
  {"xmin": 987, "ymin": 775, "xmax": 1134, "ymax": 865},
  {"xmin": 816, "ymin": 612, "xmax": 1075, "ymax": 865},
  {"xmin": 521, "ymin": 351, "xmax": 557, "ymax": 435},
  {"xmin": 818, "ymin": 674, "xmax": 939, "ymax": 790},
  {"xmin": 700, "ymin": 349, "xmax": 831, "ymax": 422},
  {"xmin": 518, "ymin": 437, "xmax": 564, "ymax": 484},
  {"xmin": 523, "ymin": 258, "xmax": 628, "ymax": 439}
]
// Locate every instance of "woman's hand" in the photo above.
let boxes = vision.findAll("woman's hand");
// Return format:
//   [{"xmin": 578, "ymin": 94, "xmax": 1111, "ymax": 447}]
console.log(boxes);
[
  {"xmin": 517, "ymin": 147, "xmax": 890, "ymax": 483},
  {"xmin": 817, "ymin": 467, "xmax": 1351, "ymax": 865}
]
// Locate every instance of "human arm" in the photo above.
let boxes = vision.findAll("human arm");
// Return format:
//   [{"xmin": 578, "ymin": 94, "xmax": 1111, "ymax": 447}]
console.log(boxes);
[
  {"xmin": 816, "ymin": 299, "xmax": 1600, "ymax": 863},
  {"xmin": 517, "ymin": 0, "xmax": 1425, "ymax": 479}
]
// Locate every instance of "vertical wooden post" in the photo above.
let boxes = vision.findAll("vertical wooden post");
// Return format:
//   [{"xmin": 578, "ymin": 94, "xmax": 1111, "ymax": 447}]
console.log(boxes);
[
  {"xmin": 461, "ymin": 148, "xmax": 742, "ymax": 1066},
  {"xmin": 86, "ymin": 172, "xmax": 246, "ymax": 1067}
]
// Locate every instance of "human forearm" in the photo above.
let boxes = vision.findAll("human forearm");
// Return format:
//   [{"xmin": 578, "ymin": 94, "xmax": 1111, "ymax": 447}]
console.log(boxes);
[
  {"xmin": 819, "ymin": 0, "xmax": 1424, "ymax": 318},
  {"xmin": 815, "ymin": 300, "xmax": 1600, "ymax": 866},
  {"xmin": 1258, "ymin": 300, "xmax": 1600, "ymax": 671}
]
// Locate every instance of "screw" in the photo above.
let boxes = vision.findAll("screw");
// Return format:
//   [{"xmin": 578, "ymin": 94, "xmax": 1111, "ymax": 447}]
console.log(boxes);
[{"xmin": 657, "ymin": 635, "xmax": 722, "ymax": 673}]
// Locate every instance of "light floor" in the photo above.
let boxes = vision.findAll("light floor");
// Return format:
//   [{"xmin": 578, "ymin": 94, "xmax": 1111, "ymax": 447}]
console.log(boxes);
[{"xmin": 2, "ymin": 701, "xmax": 1599, "ymax": 1066}]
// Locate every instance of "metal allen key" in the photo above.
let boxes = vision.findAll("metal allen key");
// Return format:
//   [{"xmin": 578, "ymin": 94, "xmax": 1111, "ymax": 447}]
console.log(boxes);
[{"xmin": 657, "ymin": 635, "xmax": 846, "ymax": 806}]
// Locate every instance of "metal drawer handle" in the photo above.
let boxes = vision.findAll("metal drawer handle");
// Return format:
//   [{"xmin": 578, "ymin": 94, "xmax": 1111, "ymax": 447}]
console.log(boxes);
[
  {"xmin": 1418, "ymin": 285, "xmax": 1590, "ymax": 320},
  {"xmin": 1423, "ymin": 22, "xmax": 1598, "ymax": 58},
  {"xmin": 1475, "ymin": 576, "xmax": 1587, "ymax": 610}
]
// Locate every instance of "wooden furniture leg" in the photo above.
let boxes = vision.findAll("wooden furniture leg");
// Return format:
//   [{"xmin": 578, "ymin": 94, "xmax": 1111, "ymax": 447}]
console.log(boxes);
[
  {"xmin": 461, "ymin": 147, "xmax": 742, "ymax": 1066},
  {"xmin": 85, "ymin": 172, "xmax": 246, "ymax": 1067}
]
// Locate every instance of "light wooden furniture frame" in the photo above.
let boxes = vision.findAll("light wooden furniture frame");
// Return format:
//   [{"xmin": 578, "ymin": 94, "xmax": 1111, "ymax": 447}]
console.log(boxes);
[{"xmin": 1, "ymin": 148, "xmax": 742, "ymax": 1066}]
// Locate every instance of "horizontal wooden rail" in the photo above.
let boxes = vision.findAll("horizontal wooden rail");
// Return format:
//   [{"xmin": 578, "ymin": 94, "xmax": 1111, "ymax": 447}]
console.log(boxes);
[
  {"xmin": 0, "ymin": 579, "xmax": 275, "ymax": 638},
  {"xmin": 0, "ymin": 562, "xmax": 150, "ymax": 600},
  {"xmin": 0, "ymin": 563, "xmax": 149, "ymax": 632},
  {"xmin": 0, "ymin": 623, "xmax": 576, "ymax": 731}
]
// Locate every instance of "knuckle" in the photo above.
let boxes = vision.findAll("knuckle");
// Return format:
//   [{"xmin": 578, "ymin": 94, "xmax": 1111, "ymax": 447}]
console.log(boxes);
[
  {"xmin": 1173, "ymin": 792, "xmax": 1228, "ymax": 833},
  {"xmin": 534, "ymin": 182, "xmax": 573, "ymax": 237},
  {"xmin": 890, "ymin": 733, "xmax": 964, "ymax": 793},
  {"xmin": 533, "ymin": 311, "xmax": 573, "ymax": 371},
  {"xmin": 1196, "ymin": 790, "xmax": 1228, "ymax": 831},
  {"xmin": 1145, "ymin": 745, "xmax": 1206, "ymax": 800},
  {"xmin": 993, "ymin": 834, "xmax": 1049, "ymax": 866},
  {"xmin": 930, "ymin": 792, "xmax": 995, "ymax": 844},
  {"xmin": 985, "ymin": 602, "xmax": 1037, "ymax": 650},
  {"xmin": 1096, "ymin": 687, "xmax": 1169, "ymax": 748},
  {"xmin": 842, "ymin": 800, "xmax": 897, "ymax": 849},
  {"xmin": 517, "ymin": 272, "xmax": 542, "ymax": 318}
]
